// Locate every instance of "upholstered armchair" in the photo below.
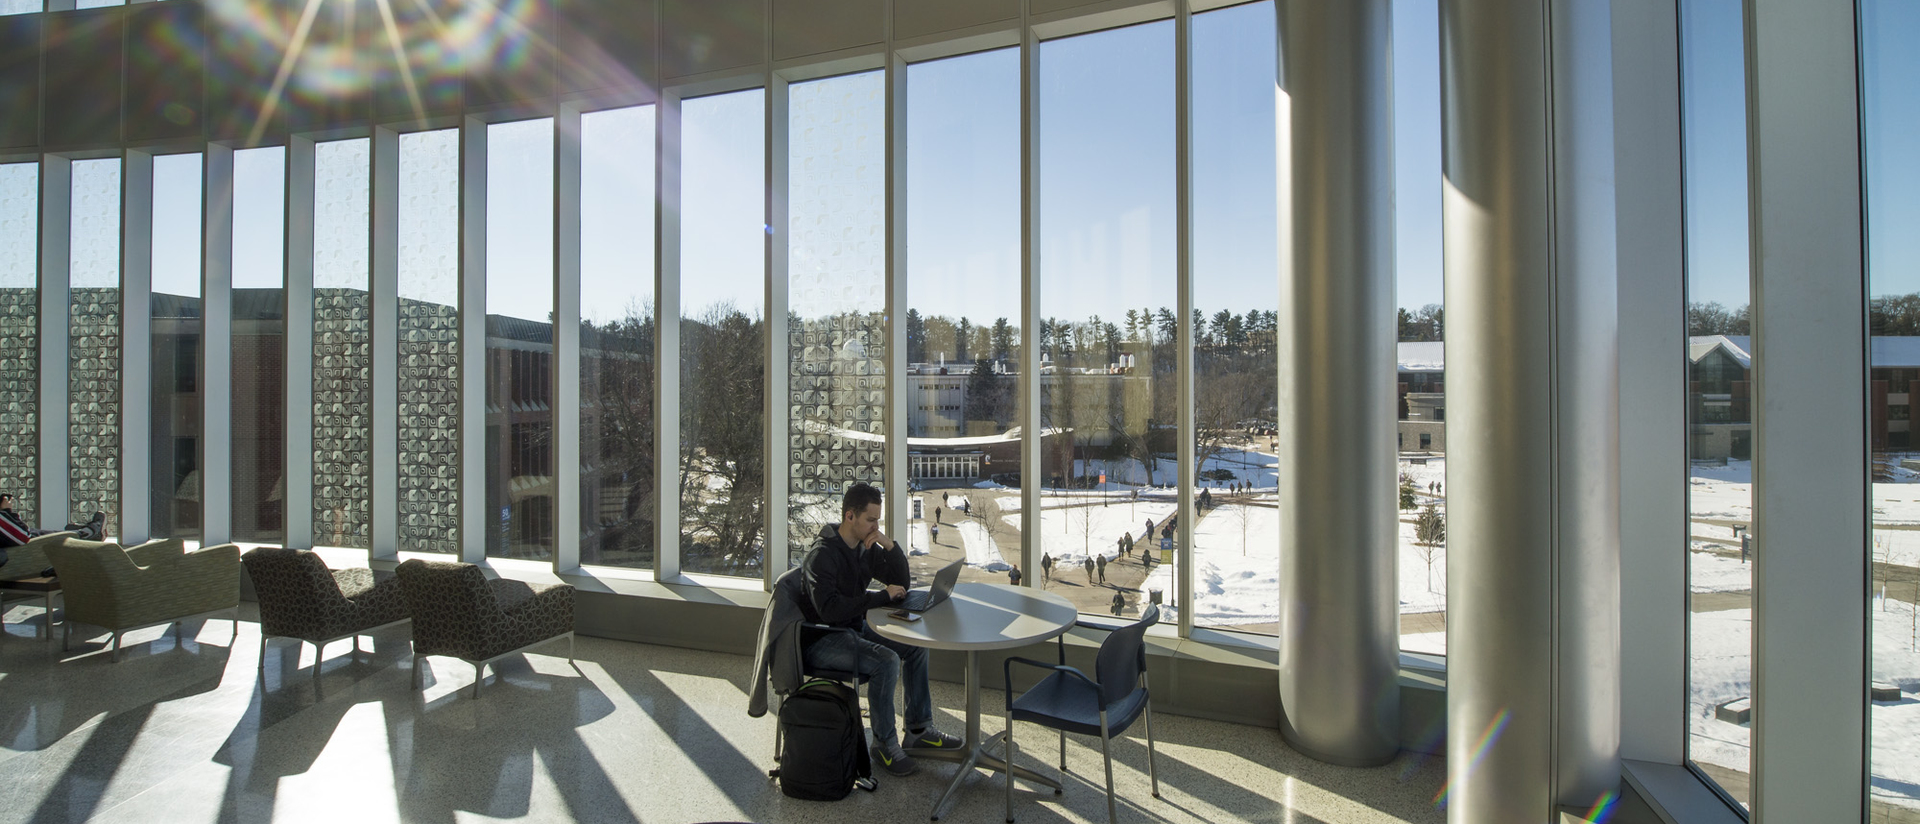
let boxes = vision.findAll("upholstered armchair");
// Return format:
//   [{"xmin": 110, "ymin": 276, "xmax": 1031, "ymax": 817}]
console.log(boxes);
[
  {"xmin": 394, "ymin": 559, "xmax": 575, "ymax": 698},
  {"xmin": 1, "ymin": 531, "xmax": 75, "ymax": 585},
  {"xmin": 45, "ymin": 536, "xmax": 241, "ymax": 661},
  {"xmin": 242, "ymin": 547, "xmax": 410, "ymax": 694}
]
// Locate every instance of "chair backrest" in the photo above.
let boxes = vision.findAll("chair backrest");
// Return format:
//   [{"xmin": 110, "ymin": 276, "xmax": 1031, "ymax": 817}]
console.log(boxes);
[
  {"xmin": 1094, "ymin": 604, "xmax": 1160, "ymax": 706},
  {"xmin": 242, "ymin": 547, "xmax": 344, "ymax": 635},
  {"xmin": 395, "ymin": 559, "xmax": 498, "ymax": 653},
  {"xmin": 43, "ymin": 536, "xmax": 139, "ymax": 625}
]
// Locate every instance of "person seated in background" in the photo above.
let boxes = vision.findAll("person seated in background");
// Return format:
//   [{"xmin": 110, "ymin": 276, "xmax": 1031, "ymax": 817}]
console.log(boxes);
[
  {"xmin": 0, "ymin": 493, "xmax": 105, "ymax": 549},
  {"xmin": 800, "ymin": 482, "xmax": 962, "ymax": 778}
]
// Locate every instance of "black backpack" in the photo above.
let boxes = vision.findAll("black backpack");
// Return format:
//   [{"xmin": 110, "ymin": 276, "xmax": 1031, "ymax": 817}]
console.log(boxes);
[{"xmin": 771, "ymin": 678, "xmax": 877, "ymax": 800}]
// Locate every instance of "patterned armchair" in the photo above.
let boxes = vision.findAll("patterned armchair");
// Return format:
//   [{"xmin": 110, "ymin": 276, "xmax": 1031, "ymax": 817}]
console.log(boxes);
[
  {"xmin": 395, "ymin": 559, "xmax": 575, "ymax": 698},
  {"xmin": 242, "ymin": 547, "xmax": 410, "ymax": 694},
  {"xmin": 45, "ymin": 536, "xmax": 241, "ymax": 661}
]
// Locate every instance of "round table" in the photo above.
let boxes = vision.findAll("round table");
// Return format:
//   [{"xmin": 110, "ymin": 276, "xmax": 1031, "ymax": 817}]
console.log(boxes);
[{"xmin": 868, "ymin": 583, "xmax": 1076, "ymax": 820}]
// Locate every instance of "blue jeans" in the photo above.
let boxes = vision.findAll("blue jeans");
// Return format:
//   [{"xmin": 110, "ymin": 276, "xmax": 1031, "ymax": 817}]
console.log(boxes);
[{"xmin": 804, "ymin": 624, "xmax": 930, "ymax": 746}]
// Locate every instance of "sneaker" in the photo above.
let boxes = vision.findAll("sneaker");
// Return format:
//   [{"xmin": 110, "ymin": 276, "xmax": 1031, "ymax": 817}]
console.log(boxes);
[
  {"xmin": 908, "ymin": 726, "xmax": 963, "ymax": 750},
  {"xmin": 874, "ymin": 737, "xmax": 919, "ymax": 776}
]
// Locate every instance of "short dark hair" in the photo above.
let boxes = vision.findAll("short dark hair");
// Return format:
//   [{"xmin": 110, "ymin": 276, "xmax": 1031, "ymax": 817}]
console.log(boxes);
[
  {"xmin": 841, "ymin": 483, "xmax": 883, "ymax": 519},
  {"xmin": 0, "ymin": 493, "xmax": 12, "ymax": 502}
]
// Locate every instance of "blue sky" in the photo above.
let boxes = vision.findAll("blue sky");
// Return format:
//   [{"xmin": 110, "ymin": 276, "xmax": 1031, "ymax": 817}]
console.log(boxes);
[{"xmin": 12, "ymin": 0, "xmax": 1918, "ymax": 318}]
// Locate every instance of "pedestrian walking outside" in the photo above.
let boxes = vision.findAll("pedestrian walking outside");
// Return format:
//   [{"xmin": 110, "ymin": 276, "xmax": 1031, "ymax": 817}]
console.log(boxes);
[
  {"xmin": 935, "ymin": 506, "xmax": 942, "ymax": 523},
  {"xmin": 930, "ymin": 523, "xmax": 940, "ymax": 544},
  {"xmin": 1083, "ymin": 556, "xmax": 1094, "ymax": 584},
  {"xmin": 1096, "ymin": 553, "xmax": 1107, "ymax": 583},
  {"xmin": 1009, "ymin": 564, "xmax": 1022, "ymax": 586},
  {"xmin": 1110, "ymin": 589, "xmax": 1126, "ymax": 616},
  {"xmin": 1041, "ymin": 552, "xmax": 1053, "ymax": 585}
]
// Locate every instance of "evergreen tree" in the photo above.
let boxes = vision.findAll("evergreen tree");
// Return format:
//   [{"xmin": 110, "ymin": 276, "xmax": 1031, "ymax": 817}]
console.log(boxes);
[
  {"xmin": 905, "ymin": 308, "xmax": 926, "ymax": 364},
  {"xmin": 1399, "ymin": 477, "xmax": 1417, "ymax": 511},
  {"xmin": 955, "ymin": 317, "xmax": 972, "ymax": 362},
  {"xmin": 992, "ymin": 317, "xmax": 1014, "ymax": 362}
]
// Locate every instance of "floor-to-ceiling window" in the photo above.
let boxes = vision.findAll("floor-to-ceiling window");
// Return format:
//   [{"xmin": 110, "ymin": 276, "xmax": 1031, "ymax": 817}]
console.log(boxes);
[
  {"xmin": 1862, "ymin": 0, "xmax": 1920, "ymax": 813},
  {"xmin": 679, "ymin": 88, "xmax": 766, "ymax": 577},
  {"xmin": 484, "ymin": 117, "xmax": 555, "ymax": 561},
  {"xmin": 1681, "ymin": 0, "xmax": 1754, "ymax": 808},
  {"xmin": 904, "ymin": 47, "xmax": 1021, "ymax": 588},
  {"xmin": 1393, "ymin": 0, "xmax": 1447, "ymax": 656},
  {"xmin": 151, "ymin": 153, "xmax": 202, "ymax": 542},
  {"xmin": 0, "ymin": 163, "xmax": 38, "ymax": 525},
  {"xmin": 1040, "ymin": 20, "xmax": 1177, "ymax": 621},
  {"xmin": 396, "ymin": 129, "xmax": 461, "ymax": 555},
  {"xmin": 1189, "ymin": 0, "xmax": 1279, "ymax": 635},
  {"xmin": 578, "ymin": 105, "xmax": 657, "ymax": 570},
  {"xmin": 232, "ymin": 147, "xmax": 285, "ymax": 544},
  {"xmin": 786, "ymin": 69, "xmax": 887, "ymax": 569},
  {"xmin": 312, "ymin": 138, "xmax": 370, "ymax": 549},
  {"xmin": 68, "ymin": 157, "xmax": 120, "ymax": 539}
]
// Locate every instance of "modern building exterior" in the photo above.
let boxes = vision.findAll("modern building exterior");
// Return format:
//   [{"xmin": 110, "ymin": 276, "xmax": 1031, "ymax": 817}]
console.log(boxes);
[{"xmin": 0, "ymin": 1, "xmax": 1905, "ymax": 823}]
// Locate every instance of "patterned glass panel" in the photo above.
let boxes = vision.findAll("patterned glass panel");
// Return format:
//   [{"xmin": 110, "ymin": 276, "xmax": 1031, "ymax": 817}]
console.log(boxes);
[
  {"xmin": 397, "ymin": 129, "xmax": 460, "ymax": 554},
  {"xmin": 579, "ymin": 105, "xmax": 655, "ymax": 569},
  {"xmin": 313, "ymin": 138, "xmax": 371, "ymax": 548},
  {"xmin": 680, "ymin": 90, "xmax": 767, "ymax": 577},
  {"xmin": 232, "ymin": 147, "xmax": 285, "ymax": 544},
  {"xmin": 787, "ymin": 71, "xmax": 886, "ymax": 567},
  {"xmin": 150, "ymin": 153, "xmax": 202, "ymax": 541},
  {"xmin": 0, "ymin": 164, "xmax": 36, "ymax": 524},
  {"xmin": 69, "ymin": 159, "xmax": 120, "ymax": 538}
]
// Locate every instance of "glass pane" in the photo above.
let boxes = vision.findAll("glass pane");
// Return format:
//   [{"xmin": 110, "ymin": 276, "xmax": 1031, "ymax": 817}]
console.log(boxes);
[
  {"xmin": 1394, "ymin": 0, "xmax": 1447, "ymax": 655},
  {"xmin": 1681, "ymin": 0, "xmax": 1753, "ymax": 808},
  {"xmin": 397, "ymin": 129, "xmax": 461, "ymax": 554},
  {"xmin": 152, "ymin": 153, "xmax": 202, "ymax": 542},
  {"xmin": 904, "ymin": 48, "xmax": 1022, "ymax": 589},
  {"xmin": 580, "ymin": 105, "xmax": 656, "ymax": 569},
  {"xmin": 1863, "ymin": 0, "xmax": 1920, "ymax": 814},
  {"xmin": 1039, "ymin": 21, "xmax": 1176, "ymax": 621},
  {"xmin": 786, "ymin": 70, "xmax": 887, "ymax": 570},
  {"xmin": 232, "ymin": 147, "xmax": 285, "ymax": 544},
  {"xmin": 484, "ymin": 117, "xmax": 554, "ymax": 560},
  {"xmin": 0, "ymin": 1, "xmax": 42, "ymax": 15},
  {"xmin": 680, "ymin": 88, "xmax": 766, "ymax": 577},
  {"xmin": 0, "ymin": 163, "xmax": 38, "ymax": 525},
  {"xmin": 1190, "ymin": 1, "xmax": 1279, "ymax": 635},
  {"xmin": 313, "ymin": 138, "xmax": 370, "ymax": 549},
  {"xmin": 69, "ymin": 158, "xmax": 120, "ymax": 540}
]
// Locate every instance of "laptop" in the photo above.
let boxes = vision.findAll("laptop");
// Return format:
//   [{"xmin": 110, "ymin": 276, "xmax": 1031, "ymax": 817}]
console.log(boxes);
[{"xmin": 898, "ymin": 558, "xmax": 964, "ymax": 612}]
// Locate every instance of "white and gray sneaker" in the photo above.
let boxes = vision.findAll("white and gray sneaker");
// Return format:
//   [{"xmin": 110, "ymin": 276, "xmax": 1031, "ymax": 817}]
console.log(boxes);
[{"xmin": 875, "ymin": 736, "xmax": 919, "ymax": 776}]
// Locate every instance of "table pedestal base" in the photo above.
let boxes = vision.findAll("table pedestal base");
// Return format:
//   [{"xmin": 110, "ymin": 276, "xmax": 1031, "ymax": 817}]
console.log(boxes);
[{"xmin": 908, "ymin": 650, "xmax": 1062, "ymax": 820}]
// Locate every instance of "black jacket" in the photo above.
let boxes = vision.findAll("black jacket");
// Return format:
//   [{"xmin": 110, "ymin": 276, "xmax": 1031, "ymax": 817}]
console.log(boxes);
[{"xmin": 800, "ymin": 524, "xmax": 908, "ymax": 630}]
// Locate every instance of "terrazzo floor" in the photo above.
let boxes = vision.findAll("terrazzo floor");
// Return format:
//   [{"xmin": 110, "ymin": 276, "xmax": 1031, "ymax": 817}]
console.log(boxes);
[{"xmin": 0, "ymin": 601, "xmax": 1448, "ymax": 824}]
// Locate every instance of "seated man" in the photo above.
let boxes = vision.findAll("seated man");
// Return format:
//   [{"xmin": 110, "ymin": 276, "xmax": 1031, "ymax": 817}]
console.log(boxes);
[
  {"xmin": 800, "ymin": 482, "xmax": 961, "ymax": 777},
  {"xmin": 0, "ymin": 492, "xmax": 104, "ymax": 548}
]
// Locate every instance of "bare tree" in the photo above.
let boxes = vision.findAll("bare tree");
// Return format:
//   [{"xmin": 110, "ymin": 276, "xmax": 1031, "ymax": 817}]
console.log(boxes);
[{"xmin": 1414, "ymin": 502, "xmax": 1446, "ymax": 593}]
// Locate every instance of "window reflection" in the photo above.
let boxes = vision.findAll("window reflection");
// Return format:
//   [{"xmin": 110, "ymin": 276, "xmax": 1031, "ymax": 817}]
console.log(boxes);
[
  {"xmin": 579, "ymin": 105, "xmax": 656, "ymax": 569},
  {"xmin": 151, "ymin": 153, "xmax": 202, "ymax": 542},
  {"xmin": 905, "ymin": 47, "xmax": 1022, "ymax": 589},
  {"xmin": 484, "ymin": 118, "xmax": 555, "ymax": 560},
  {"xmin": 1039, "ymin": 21, "xmax": 1176, "ymax": 621},
  {"xmin": 232, "ymin": 147, "xmax": 286, "ymax": 544},
  {"xmin": 680, "ymin": 89, "xmax": 767, "ymax": 577},
  {"xmin": 1190, "ymin": 1, "xmax": 1279, "ymax": 635}
]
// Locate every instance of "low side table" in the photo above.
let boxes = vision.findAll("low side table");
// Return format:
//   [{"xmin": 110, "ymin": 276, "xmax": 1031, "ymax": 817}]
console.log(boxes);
[
  {"xmin": 0, "ymin": 576, "xmax": 61, "ymax": 641},
  {"xmin": 869, "ymin": 582, "xmax": 1077, "ymax": 820}
]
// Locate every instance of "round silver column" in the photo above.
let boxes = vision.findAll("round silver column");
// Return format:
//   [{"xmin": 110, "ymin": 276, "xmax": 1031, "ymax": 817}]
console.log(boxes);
[{"xmin": 1273, "ymin": 0, "xmax": 1401, "ymax": 767}]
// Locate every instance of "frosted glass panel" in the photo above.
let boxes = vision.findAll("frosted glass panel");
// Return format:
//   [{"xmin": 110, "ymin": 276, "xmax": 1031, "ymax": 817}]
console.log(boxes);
[
  {"xmin": 313, "ymin": 139, "xmax": 371, "ymax": 548},
  {"xmin": 69, "ymin": 159, "xmax": 121, "ymax": 538},
  {"xmin": 396, "ymin": 129, "xmax": 461, "ymax": 554},
  {"xmin": 786, "ymin": 70, "xmax": 887, "ymax": 568},
  {"xmin": 0, "ymin": 163, "xmax": 38, "ymax": 524}
]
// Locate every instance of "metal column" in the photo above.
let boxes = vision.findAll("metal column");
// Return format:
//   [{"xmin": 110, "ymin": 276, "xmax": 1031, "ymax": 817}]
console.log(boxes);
[
  {"xmin": 1273, "ymin": 0, "xmax": 1400, "ymax": 767},
  {"xmin": 1439, "ymin": 0, "xmax": 1622, "ymax": 820}
]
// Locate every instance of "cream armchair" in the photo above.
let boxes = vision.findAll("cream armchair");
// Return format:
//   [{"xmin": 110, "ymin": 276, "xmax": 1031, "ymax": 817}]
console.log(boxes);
[{"xmin": 45, "ymin": 536, "xmax": 241, "ymax": 661}]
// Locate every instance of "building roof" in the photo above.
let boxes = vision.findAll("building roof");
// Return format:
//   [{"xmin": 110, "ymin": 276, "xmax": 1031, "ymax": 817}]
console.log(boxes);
[
  {"xmin": 1397, "ymin": 341, "xmax": 1443, "ymax": 372},
  {"xmin": 1688, "ymin": 335, "xmax": 1752, "ymax": 368}
]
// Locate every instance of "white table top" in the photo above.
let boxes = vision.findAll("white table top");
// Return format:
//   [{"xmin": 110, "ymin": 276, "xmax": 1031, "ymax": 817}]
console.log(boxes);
[{"xmin": 867, "ymin": 583, "xmax": 1076, "ymax": 652}]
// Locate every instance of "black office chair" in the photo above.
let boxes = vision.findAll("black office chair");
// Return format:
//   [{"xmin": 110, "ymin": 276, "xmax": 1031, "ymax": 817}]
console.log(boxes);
[
  {"xmin": 767, "ymin": 567, "xmax": 870, "ymax": 763},
  {"xmin": 999, "ymin": 604, "xmax": 1161, "ymax": 824}
]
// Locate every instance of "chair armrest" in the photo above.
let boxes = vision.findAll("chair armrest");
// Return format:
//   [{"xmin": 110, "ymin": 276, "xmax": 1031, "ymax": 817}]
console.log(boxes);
[{"xmin": 1003, "ymin": 656, "xmax": 1097, "ymax": 709}]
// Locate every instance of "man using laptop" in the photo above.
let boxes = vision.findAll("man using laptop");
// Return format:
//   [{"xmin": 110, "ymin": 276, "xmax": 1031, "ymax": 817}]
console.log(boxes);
[{"xmin": 801, "ymin": 482, "xmax": 963, "ymax": 777}]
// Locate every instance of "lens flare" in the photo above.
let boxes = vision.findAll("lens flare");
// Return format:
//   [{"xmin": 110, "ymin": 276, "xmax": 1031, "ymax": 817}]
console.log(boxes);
[{"xmin": 1431, "ymin": 707, "xmax": 1510, "ymax": 809}]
